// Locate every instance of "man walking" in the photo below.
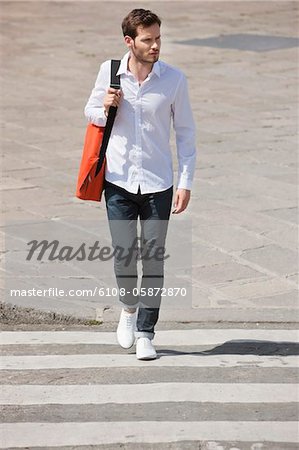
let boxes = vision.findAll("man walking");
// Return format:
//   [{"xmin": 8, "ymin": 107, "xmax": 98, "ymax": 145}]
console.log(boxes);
[{"xmin": 85, "ymin": 9, "xmax": 196, "ymax": 360}]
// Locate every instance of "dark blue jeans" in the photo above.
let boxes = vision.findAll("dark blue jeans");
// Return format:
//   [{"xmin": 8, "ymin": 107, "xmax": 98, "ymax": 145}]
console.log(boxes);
[{"xmin": 104, "ymin": 180, "xmax": 173, "ymax": 340}]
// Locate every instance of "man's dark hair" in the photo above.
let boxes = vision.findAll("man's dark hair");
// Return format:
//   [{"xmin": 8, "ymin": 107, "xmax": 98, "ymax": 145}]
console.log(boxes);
[{"xmin": 122, "ymin": 9, "xmax": 161, "ymax": 39}]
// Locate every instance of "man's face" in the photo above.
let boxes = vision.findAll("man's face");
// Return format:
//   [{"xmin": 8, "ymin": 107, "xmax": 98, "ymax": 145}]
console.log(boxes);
[{"xmin": 126, "ymin": 23, "xmax": 161, "ymax": 64}]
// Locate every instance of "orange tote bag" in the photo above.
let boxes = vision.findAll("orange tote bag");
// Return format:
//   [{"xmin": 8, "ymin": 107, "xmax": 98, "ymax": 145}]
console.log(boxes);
[{"xmin": 76, "ymin": 59, "xmax": 121, "ymax": 202}]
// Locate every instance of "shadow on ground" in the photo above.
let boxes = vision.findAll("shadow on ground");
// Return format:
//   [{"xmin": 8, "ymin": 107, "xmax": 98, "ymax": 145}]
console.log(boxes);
[{"xmin": 158, "ymin": 340, "xmax": 299, "ymax": 357}]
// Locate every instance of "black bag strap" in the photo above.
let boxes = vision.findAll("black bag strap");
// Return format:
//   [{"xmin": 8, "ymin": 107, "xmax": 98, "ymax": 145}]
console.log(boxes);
[
  {"xmin": 95, "ymin": 59, "xmax": 121, "ymax": 176},
  {"xmin": 110, "ymin": 59, "xmax": 121, "ymax": 89}
]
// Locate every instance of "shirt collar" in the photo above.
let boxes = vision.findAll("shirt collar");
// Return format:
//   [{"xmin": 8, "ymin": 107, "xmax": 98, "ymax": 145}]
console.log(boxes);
[{"xmin": 117, "ymin": 51, "xmax": 161, "ymax": 78}]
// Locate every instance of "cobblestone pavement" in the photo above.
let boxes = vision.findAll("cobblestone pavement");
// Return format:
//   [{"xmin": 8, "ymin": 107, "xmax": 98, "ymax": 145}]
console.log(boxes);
[{"xmin": 1, "ymin": 1, "xmax": 298, "ymax": 323}]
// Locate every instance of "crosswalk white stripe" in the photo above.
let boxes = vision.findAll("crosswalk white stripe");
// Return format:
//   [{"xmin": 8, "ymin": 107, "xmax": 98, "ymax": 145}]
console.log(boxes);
[
  {"xmin": 1, "ymin": 383, "xmax": 297, "ymax": 405},
  {"xmin": 1, "ymin": 421, "xmax": 298, "ymax": 447},
  {"xmin": 1, "ymin": 329, "xmax": 298, "ymax": 345},
  {"xmin": 1, "ymin": 354, "xmax": 297, "ymax": 370}
]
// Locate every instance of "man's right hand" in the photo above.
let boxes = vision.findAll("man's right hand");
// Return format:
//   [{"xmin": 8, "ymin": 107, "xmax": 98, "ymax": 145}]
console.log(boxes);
[{"xmin": 104, "ymin": 88, "xmax": 122, "ymax": 116}]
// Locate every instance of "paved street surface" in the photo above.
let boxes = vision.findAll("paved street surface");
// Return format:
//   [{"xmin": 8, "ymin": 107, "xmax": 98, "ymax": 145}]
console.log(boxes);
[
  {"xmin": 1, "ymin": 324, "xmax": 298, "ymax": 449},
  {"xmin": 1, "ymin": 0, "xmax": 298, "ymax": 322},
  {"xmin": 1, "ymin": 0, "xmax": 298, "ymax": 448}
]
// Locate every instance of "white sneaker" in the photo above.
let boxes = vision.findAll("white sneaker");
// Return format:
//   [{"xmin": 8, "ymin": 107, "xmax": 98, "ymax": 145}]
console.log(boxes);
[
  {"xmin": 136, "ymin": 337, "xmax": 157, "ymax": 360},
  {"xmin": 116, "ymin": 309, "xmax": 137, "ymax": 349}
]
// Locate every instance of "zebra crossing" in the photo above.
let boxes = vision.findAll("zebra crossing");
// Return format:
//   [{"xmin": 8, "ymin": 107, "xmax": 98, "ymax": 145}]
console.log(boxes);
[{"xmin": 1, "ymin": 327, "xmax": 298, "ymax": 448}]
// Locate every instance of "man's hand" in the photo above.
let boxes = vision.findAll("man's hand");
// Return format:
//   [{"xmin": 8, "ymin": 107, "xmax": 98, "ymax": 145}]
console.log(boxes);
[
  {"xmin": 104, "ymin": 88, "xmax": 122, "ymax": 116},
  {"xmin": 172, "ymin": 188, "xmax": 191, "ymax": 214}
]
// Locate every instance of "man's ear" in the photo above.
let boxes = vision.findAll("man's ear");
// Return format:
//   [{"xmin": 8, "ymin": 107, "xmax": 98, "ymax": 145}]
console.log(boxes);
[{"xmin": 124, "ymin": 35, "xmax": 133, "ymax": 48}]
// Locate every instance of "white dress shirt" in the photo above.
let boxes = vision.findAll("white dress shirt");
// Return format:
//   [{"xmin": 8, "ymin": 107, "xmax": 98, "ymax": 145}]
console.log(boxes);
[{"xmin": 84, "ymin": 52, "xmax": 196, "ymax": 194}]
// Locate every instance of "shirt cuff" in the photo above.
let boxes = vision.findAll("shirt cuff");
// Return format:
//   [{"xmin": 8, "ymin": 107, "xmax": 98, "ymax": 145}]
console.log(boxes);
[
  {"xmin": 176, "ymin": 177, "xmax": 193, "ymax": 191},
  {"xmin": 85, "ymin": 108, "xmax": 107, "ymax": 127}
]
